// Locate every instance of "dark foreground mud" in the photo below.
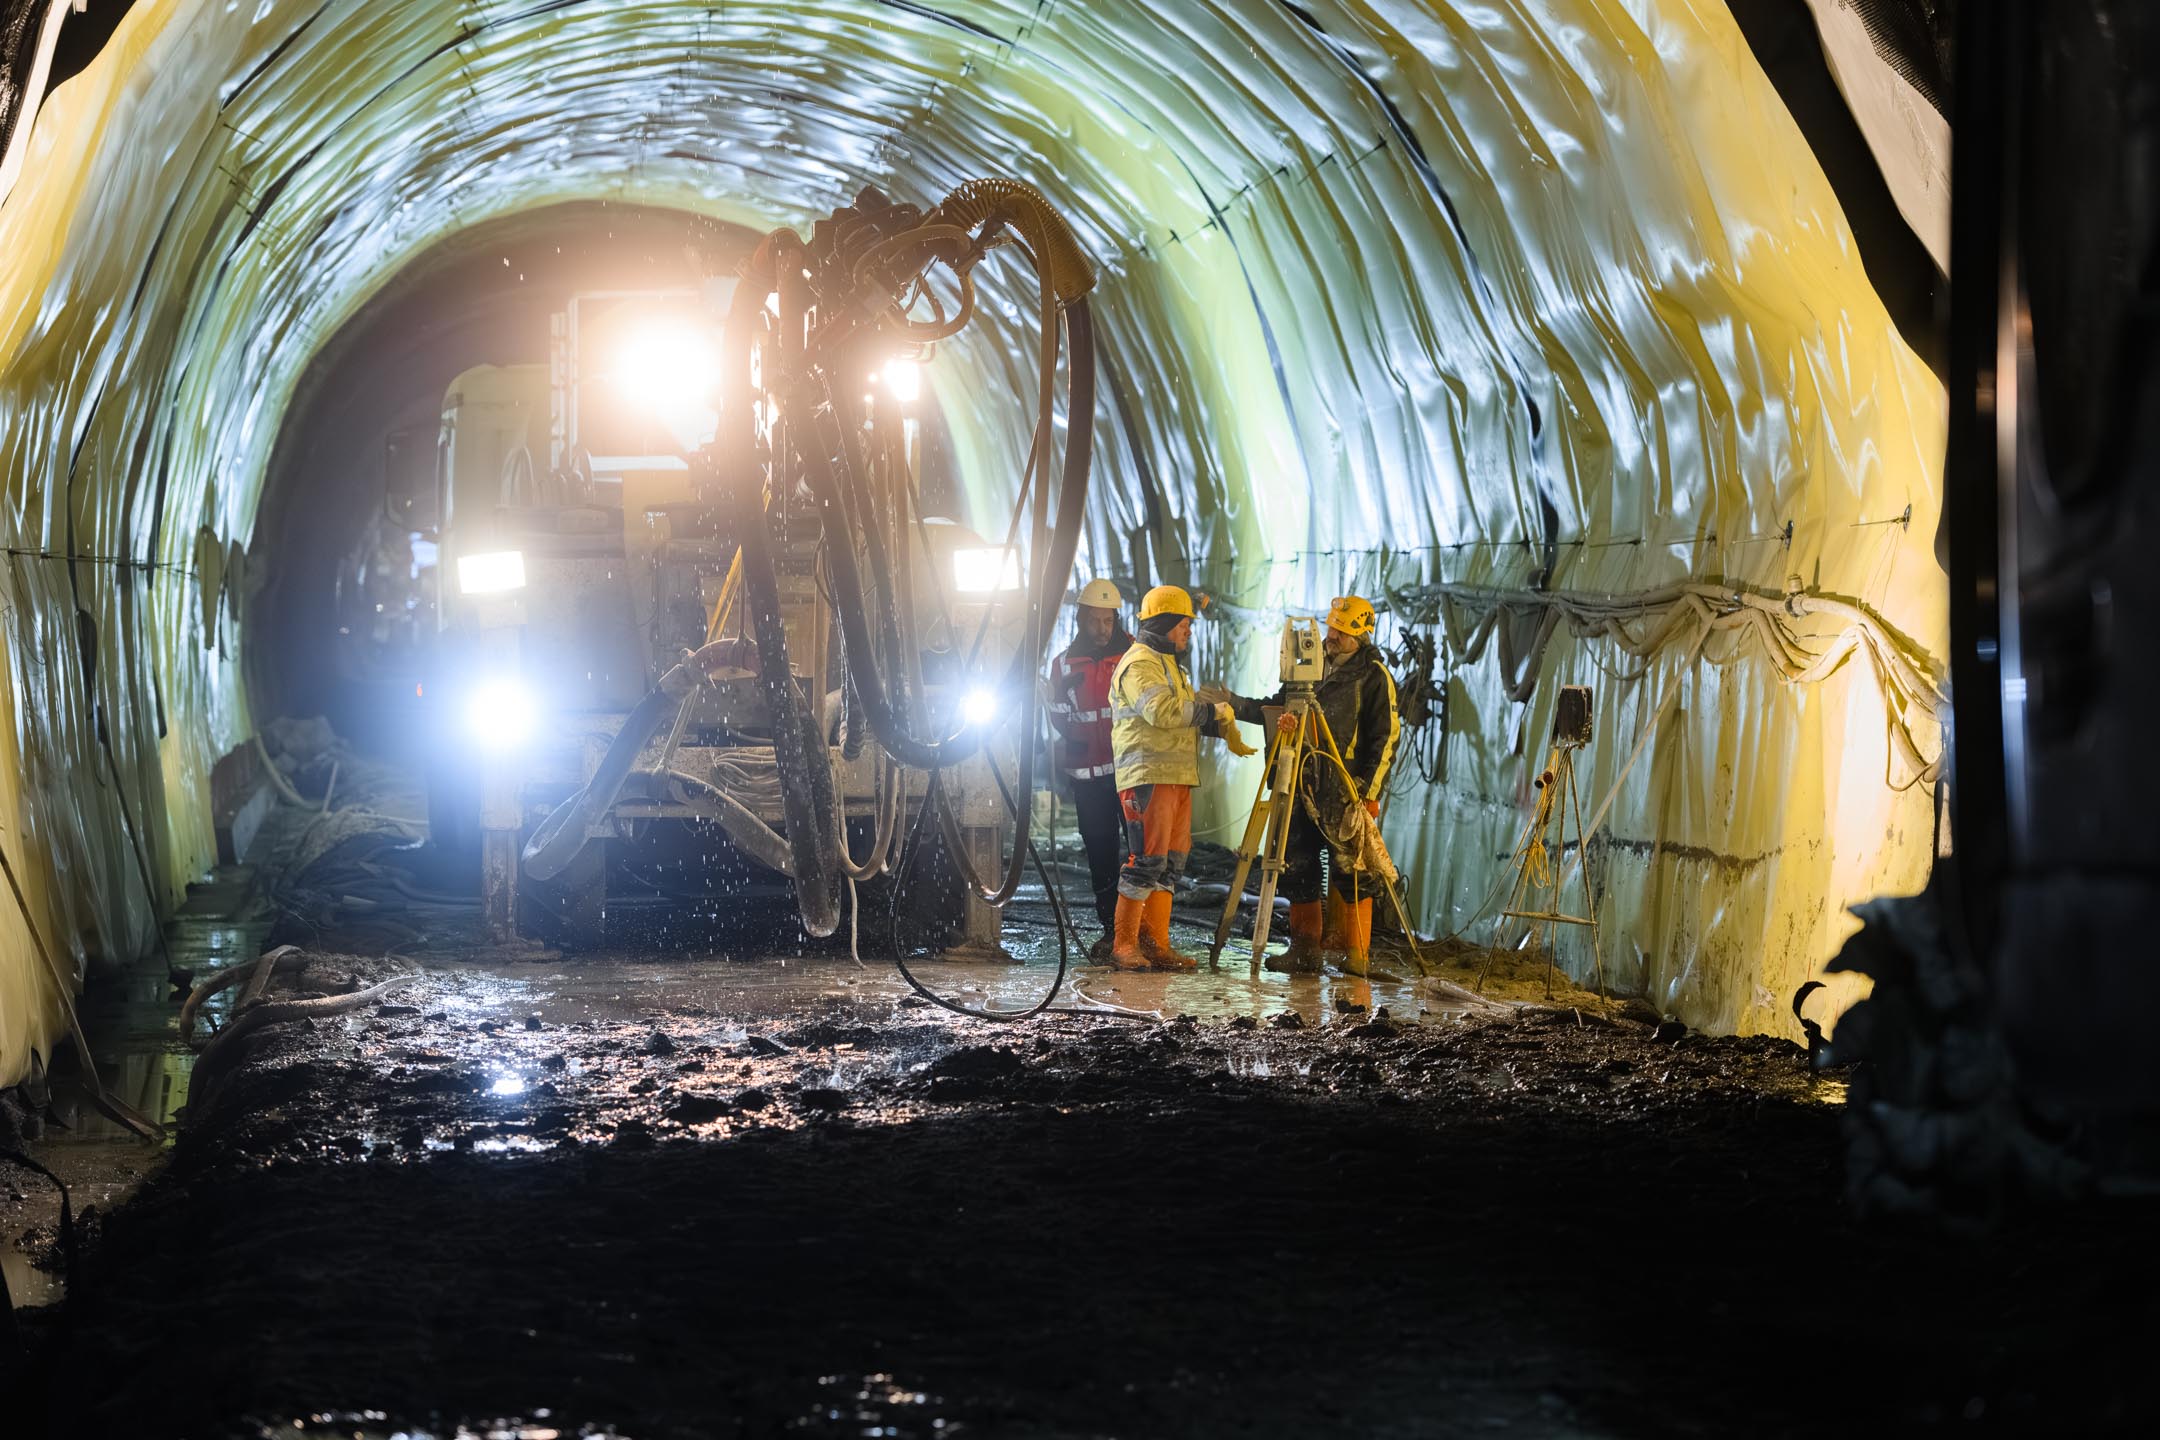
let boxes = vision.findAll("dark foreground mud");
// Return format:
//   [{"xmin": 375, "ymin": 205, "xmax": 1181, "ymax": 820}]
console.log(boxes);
[{"xmin": 13, "ymin": 963, "xmax": 2159, "ymax": 1440}]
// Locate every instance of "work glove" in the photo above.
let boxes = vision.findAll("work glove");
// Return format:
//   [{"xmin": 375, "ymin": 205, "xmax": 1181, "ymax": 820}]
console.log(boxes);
[
  {"xmin": 1215, "ymin": 704, "xmax": 1258, "ymax": 757},
  {"xmin": 1196, "ymin": 683, "xmax": 1236, "ymax": 708}
]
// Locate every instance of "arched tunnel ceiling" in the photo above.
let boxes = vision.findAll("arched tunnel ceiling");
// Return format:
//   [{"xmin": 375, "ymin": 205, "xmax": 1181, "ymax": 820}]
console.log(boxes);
[{"xmin": 0, "ymin": 0, "xmax": 1946, "ymax": 1080}]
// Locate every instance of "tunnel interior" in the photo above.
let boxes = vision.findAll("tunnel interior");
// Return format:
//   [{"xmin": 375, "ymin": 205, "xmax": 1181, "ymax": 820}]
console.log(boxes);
[
  {"xmin": 13, "ymin": 3, "xmax": 2160, "ymax": 1438},
  {"xmin": 0, "ymin": 0, "xmax": 1950, "ymax": 1081}
]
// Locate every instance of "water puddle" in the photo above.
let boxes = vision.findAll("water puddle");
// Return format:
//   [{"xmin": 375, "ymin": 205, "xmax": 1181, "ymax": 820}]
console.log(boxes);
[
  {"xmin": 249, "ymin": 1413, "xmax": 610, "ymax": 1439},
  {"xmin": 1806, "ymin": 1074, "xmax": 1850, "ymax": 1106},
  {"xmin": 3, "ymin": 866, "xmax": 271, "ymax": 1308}
]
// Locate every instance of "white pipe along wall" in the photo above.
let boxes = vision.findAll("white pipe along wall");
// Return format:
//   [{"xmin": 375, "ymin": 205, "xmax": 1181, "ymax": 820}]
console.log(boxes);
[{"xmin": 0, "ymin": 0, "xmax": 1947, "ymax": 1086}]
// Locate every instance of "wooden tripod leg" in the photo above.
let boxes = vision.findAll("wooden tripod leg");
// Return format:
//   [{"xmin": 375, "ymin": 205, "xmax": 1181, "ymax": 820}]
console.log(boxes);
[
  {"xmin": 1544, "ymin": 755, "xmax": 1571, "ymax": 998},
  {"xmin": 1382, "ymin": 878, "xmax": 1428, "ymax": 976},
  {"xmin": 1208, "ymin": 841, "xmax": 1261, "ymax": 971},
  {"xmin": 1208, "ymin": 748, "xmax": 1279, "ymax": 969},
  {"xmin": 1248, "ymin": 714, "xmax": 1309, "ymax": 967},
  {"xmin": 1249, "ymin": 783, "xmax": 1294, "ymax": 965},
  {"xmin": 1478, "ymin": 811, "xmax": 1542, "ymax": 993},
  {"xmin": 1564, "ymin": 753, "xmax": 1609, "ymax": 1004}
]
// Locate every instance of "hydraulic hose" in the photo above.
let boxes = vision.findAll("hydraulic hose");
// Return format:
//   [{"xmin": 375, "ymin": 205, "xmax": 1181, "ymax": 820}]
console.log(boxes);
[
  {"xmin": 929, "ymin": 179, "xmax": 1096, "ymax": 306},
  {"xmin": 657, "ymin": 770, "xmax": 796, "ymax": 877},
  {"xmin": 522, "ymin": 640, "xmax": 789, "ymax": 884},
  {"xmin": 805, "ymin": 297, "xmax": 1095, "ymax": 779},
  {"xmin": 707, "ymin": 246, "xmax": 847, "ymax": 937},
  {"xmin": 730, "ymin": 446, "xmax": 844, "ymax": 937},
  {"xmin": 833, "ymin": 747, "xmax": 905, "ymax": 882},
  {"xmin": 521, "ymin": 678, "xmax": 686, "ymax": 883},
  {"xmin": 937, "ymin": 298, "xmax": 1096, "ymax": 904}
]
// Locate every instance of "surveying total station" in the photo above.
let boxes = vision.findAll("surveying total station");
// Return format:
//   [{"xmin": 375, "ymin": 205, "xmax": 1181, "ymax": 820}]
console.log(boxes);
[{"xmin": 1205, "ymin": 617, "xmax": 1423, "ymax": 970}]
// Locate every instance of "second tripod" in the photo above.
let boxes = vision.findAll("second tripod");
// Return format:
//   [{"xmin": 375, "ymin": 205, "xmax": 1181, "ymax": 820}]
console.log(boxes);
[{"xmin": 1482, "ymin": 683, "xmax": 1609, "ymax": 1001}]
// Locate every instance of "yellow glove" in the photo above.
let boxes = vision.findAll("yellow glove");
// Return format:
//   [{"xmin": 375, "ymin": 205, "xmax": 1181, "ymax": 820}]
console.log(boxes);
[{"xmin": 1216, "ymin": 704, "xmax": 1258, "ymax": 757}]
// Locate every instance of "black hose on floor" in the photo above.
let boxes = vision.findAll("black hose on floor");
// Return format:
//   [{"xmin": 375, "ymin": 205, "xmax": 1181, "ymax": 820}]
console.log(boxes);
[{"xmin": 880, "ymin": 767, "xmax": 1151, "ymax": 1026}]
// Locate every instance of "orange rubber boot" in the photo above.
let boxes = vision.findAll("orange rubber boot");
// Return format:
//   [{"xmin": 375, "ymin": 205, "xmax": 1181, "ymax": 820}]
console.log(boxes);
[
  {"xmin": 1341, "ymin": 896, "xmax": 1374, "ymax": 977},
  {"xmin": 1320, "ymin": 889, "xmax": 1352, "ymax": 957},
  {"xmin": 1267, "ymin": 900, "xmax": 1326, "ymax": 974},
  {"xmin": 1109, "ymin": 895, "xmax": 1149, "ymax": 971},
  {"xmin": 1141, "ymin": 891, "xmax": 1198, "ymax": 970}
]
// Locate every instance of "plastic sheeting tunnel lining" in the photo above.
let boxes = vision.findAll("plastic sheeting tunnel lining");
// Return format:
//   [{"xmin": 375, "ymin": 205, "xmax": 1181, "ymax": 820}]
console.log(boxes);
[{"xmin": 0, "ymin": 0, "xmax": 1947, "ymax": 1085}]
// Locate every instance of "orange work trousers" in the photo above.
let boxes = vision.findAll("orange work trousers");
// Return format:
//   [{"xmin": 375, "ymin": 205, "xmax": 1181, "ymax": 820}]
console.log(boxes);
[{"xmin": 1116, "ymin": 782, "xmax": 1193, "ymax": 899}]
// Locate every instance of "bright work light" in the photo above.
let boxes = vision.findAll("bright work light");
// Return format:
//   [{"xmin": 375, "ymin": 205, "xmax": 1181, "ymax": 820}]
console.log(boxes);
[
  {"xmin": 615, "ymin": 317, "xmax": 719, "ymax": 414},
  {"xmin": 457, "ymin": 550, "xmax": 527, "ymax": 595},
  {"xmin": 467, "ymin": 676, "xmax": 537, "ymax": 750},
  {"xmin": 951, "ymin": 547, "xmax": 1022, "ymax": 593},
  {"xmin": 960, "ymin": 687, "xmax": 1002, "ymax": 727},
  {"xmin": 882, "ymin": 358, "xmax": 922, "ymax": 403}
]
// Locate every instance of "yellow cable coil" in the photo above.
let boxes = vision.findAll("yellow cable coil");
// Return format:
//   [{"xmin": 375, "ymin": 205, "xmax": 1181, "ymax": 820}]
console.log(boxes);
[
  {"xmin": 931, "ymin": 178, "xmax": 1096, "ymax": 304},
  {"xmin": 1519, "ymin": 772, "xmax": 1560, "ymax": 891}
]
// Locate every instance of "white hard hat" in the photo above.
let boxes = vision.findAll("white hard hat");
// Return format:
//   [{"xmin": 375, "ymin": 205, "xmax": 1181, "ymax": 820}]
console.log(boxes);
[{"xmin": 1077, "ymin": 578, "xmax": 1122, "ymax": 610}]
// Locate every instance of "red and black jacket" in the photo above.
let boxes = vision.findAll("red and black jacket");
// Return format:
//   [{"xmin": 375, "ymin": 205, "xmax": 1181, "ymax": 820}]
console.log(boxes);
[{"xmin": 1048, "ymin": 627, "xmax": 1131, "ymax": 781}]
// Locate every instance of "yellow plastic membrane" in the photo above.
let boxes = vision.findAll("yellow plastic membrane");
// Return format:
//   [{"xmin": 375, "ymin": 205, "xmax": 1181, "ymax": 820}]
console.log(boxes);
[{"xmin": 0, "ymin": 0, "xmax": 1944, "ymax": 1081}]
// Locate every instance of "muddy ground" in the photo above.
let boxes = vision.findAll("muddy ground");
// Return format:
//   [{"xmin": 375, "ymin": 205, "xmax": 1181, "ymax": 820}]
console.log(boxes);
[
  {"xmin": 10, "ymin": 937, "xmax": 2159, "ymax": 1439},
  {"xmin": 5, "ymin": 742, "xmax": 2157, "ymax": 1438}
]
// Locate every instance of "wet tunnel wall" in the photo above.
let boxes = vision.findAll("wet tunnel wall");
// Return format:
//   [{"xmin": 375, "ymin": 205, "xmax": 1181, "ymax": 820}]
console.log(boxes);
[{"xmin": 0, "ymin": 0, "xmax": 1946, "ymax": 1083}]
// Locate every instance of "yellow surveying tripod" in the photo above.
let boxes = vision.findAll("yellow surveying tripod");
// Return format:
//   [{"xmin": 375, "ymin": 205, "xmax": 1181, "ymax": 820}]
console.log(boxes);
[{"xmin": 1205, "ymin": 619, "xmax": 1424, "ymax": 971}]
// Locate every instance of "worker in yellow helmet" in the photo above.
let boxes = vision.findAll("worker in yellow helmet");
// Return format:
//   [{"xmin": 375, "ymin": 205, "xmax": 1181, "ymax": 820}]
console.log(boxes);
[
  {"xmin": 1105, "ymin": 584, "xmax": 1257, "ymax": 971},
  {"xmin": 1217, "ymin": 594, "xmax": 1401, "ymax": 975}
]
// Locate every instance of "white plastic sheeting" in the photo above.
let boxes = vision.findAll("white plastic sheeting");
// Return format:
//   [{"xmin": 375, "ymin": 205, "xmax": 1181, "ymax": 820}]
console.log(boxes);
[{"xmin": 0, "ymin": 0, "xmax": 1944, "ymax": 1082}]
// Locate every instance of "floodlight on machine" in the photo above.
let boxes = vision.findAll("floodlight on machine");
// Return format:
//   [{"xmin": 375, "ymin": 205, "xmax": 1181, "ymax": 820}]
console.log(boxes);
[
  {"xmin": 881, "ymin": 358, "xmax": 922, "ymax": 403},
  {"xmin": 615, "ymin": 317, "xmax": 717, "ymax": 409},
  {"xmin": 466, "ymin": 676, "xmax": 537, "ymax": 750},
  {"xmin": 960, "ymin": 687, "xmax": 1002, "ymax": 727},
  {"xmin": 457, "ymin": 550, "xmax": 527, "ymax": 595},
  {"xmin": 951, "ymin": 547, "xmax": 1022, "ymax": 593},
  {"xmin": 614, "ymin": 316, "xmax": 721, "ymax": 449}
]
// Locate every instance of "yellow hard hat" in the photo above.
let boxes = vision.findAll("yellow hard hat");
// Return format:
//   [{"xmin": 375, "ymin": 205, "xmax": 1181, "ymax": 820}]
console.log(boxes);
[
  {"xmin": 1077, "ymin": 578, "xmax": 1122, "ymax": 610},
  {"xmin": 1325, "ymin": 595, "xmax": 1377, "ymax": 637},
  {"xmin": 1139, "ymin": 585, "xmax": 1195, "ymax": 621}
]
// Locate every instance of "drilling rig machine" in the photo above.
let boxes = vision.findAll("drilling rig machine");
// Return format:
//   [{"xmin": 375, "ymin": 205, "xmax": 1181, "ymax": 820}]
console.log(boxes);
[{"xmin": 424, "ymin": 182, "xmax": 1097, "ymax": 961}]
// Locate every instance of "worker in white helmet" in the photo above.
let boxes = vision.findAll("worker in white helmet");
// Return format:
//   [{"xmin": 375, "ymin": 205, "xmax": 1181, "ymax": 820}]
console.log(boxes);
[
  {"xmin": 1106, "ymin": 584, "xmax": 1257, "ymax": 970},
  {"xmin": 1045, "ymin": 578, "xmax": 1132, "ymax": 955},
  {"xmin": 1214, "ymin": 594, "xmax": 1400, "ymax": 975}
]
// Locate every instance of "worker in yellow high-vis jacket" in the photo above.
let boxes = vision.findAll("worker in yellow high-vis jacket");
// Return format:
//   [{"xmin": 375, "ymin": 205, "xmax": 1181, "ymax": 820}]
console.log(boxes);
[
  {"xmin": 1221, "ymin": 594, "xmax": 1401, "ymax": 976},
  {"xmin": 1106, "ymin": 585, "xmax": 1257, "ymax": 971}
]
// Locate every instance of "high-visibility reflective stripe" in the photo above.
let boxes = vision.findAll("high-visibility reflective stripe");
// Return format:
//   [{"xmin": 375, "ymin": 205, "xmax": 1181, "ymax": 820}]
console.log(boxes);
[
  {"xmin": 1366, "ymin": 668, "xmax": 1402, "ymax": 799},
  {"xmin": 1065, "ymin": 761, "xmax": 1116, "ymax": 779},
  {"xmin": 1113, "ymin": 701, "xmax": 1203, "ymax": 725}
]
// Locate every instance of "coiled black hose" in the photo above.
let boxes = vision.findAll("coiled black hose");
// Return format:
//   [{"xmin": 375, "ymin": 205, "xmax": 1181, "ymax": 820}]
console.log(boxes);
[{"xmin": 802, "ymin": 299, "xmax": 1095, "ymax": 907}]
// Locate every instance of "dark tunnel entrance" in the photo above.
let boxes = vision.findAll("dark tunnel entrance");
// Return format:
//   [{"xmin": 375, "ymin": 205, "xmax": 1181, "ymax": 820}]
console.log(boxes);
[
  {"xmin": 241, "ymin": 199, "xmax": 989, "ymax": 949},
  {"xmin": 249, "ymin": 203, "xmax": 748, "ymax": 756}
]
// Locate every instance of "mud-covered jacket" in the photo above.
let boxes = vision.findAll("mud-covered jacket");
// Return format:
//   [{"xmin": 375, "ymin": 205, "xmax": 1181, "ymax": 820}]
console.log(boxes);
[
  {"xmin": 1109, "ymin": 638, "xmax": 1223, "ymax": 789},
  {"xmin": 1047, "ymin": 627, "xmax": 1130, "ymax": 781},
  {"xmin": 1231, "ymin": 639, "xmax": 1401, "ymax": 801}
]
